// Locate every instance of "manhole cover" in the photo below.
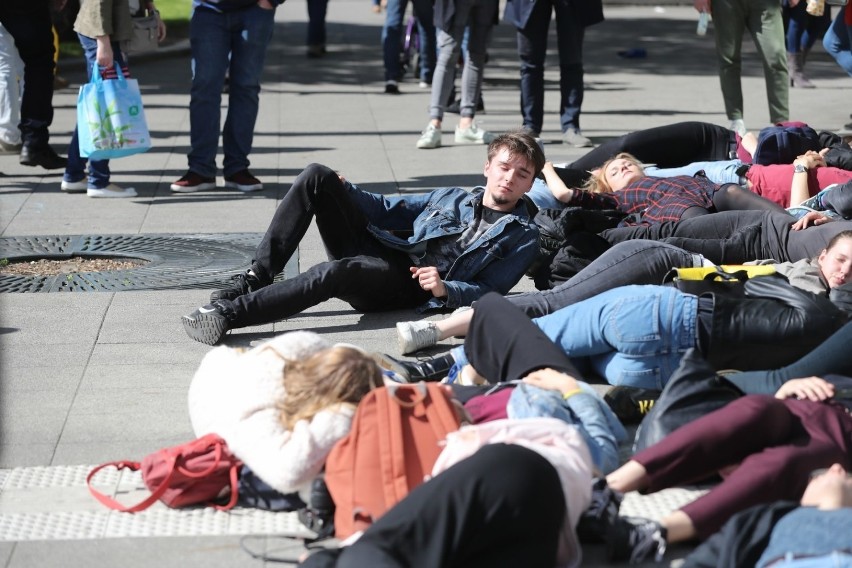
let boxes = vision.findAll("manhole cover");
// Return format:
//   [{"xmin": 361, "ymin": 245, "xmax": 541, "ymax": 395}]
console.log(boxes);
[{"xmin": 0, "ymin": 234, "xmax": 298, "ymax": 293}]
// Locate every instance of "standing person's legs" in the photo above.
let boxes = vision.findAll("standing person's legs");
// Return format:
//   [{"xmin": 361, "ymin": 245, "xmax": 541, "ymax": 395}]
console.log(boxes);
[
  {"xmin": 465, "ymin": 292, "xmax": 583, "ymax": 383},
  {"xmin": 381, "ymin": 0, "xmax": 408, "ymax": 84},
  {"xmin": 222, "ymin": 5, "xmax": 274, "ymax": 178},
  {"xmin": 306, "ymin": 0, "xmax": 328, "ymax": 50},
  {"xmin": 712, "ymin": 0, "xmax": 748, "ymax": 121},
  {"xmin": 822, "ymin": 9, "xmax": 852, "ymax": 76},
  {"xmin": 187, "ymin": 8, "xmax": 232, "ymax": 178},
  {"xmin": 412, "ymin": 0, "xmax": 436, "ymax": 84},
  {"xmin": 508, "ymin": 240, "xmax": 704, "ymax": 317},
  {"xmin": 332, "ymin": 444, "xmax": 566, "ymax": 568},
  {"xmin": 457, "ymin": 0, "xmax": 496, "ymax": 120},
  {"xmin": 516, "ymin": 1, "xmax": 552, "ymax": 136},
  {"xmin": 0, "ymin": 23, "xmax": 23, "ymax": 148},
  {"xmin": 747, "ymin": 0, "xmax": 789, "ymax": 122},
  {"xmin": 251, "ymin": 164, "xmax": 371, "ymax": 284},
  {"xmin": 2, "ymin": 2, "xmax": 56, "ymax": 151},
  {"xmin": 554, "ymin": 11, "xmax": 585, "ymax": 135}
]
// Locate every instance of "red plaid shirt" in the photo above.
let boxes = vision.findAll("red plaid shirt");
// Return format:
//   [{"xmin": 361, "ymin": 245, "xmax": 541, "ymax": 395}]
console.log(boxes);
[{"xmin": 567, "ymin": 175, "xmax": 718, "ymax": 226}]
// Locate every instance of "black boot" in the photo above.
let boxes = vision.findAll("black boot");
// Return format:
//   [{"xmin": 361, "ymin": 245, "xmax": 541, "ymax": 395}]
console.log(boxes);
[{"xmin": 375, "ymin": 352, "xmax": 455, "ymax": 382}]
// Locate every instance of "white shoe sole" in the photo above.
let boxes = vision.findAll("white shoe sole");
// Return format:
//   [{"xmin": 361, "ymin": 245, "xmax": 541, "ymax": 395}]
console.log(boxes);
[
  {"xmin": 87, "ymin": 187, "xmax": 138, "ymax": 198},
  {"xmin": 61, "ymin": 180, "xmax": 88, "ymax": 193},
  {"xmin": 170, "ymin": 182, "xmax": 216, "ymax": 193}
]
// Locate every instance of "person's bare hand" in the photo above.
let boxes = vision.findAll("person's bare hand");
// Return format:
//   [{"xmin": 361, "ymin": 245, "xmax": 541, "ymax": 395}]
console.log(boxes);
[
  {"xmin": 792, "ymin": 211, "xmax": 834, "ymax": 230},
  {"xmin": 694, "ymin": 0, "xmax": 711, "ymax": 12},
  {"xmin": 95, "ymin": 37, "xmax": 114, "ymax": 68},
  {"xmin": 257, "ymin": 0, "xmax": 274, "ymax": 8},
  {"xmin": 522, "ymin": 368, "xmax": 580, "ymax": 394},
  {"xmin": 155, "ymin": 13, "xmax": 167, "ymax": 41},
  {"xmin": 794, "ymin": 151, "xmax": 826, "ymax": 170},
  {"xmin": 410, "ymin": 266, "xmax": 447, "ymax": 298},
  {"xmin": 775, "ymin": 376, "xmax": 835, "ymax": 401}
]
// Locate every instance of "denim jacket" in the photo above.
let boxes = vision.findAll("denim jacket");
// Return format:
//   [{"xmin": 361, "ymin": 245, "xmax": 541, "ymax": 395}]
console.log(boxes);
[{"xmin": 344, "ymin": 182, "xmax": 540, "ymax": 312}]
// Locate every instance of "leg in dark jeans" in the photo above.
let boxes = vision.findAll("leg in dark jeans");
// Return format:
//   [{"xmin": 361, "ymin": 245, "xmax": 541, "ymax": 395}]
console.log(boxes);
[
  {"xmin": 516, "ymin": 1, "xmax": 553, "ymax": 136},
  {"xmin": 508, "ymin": 240, "xmax": 702, "ymax": 317},
  {"xmin": 229, "ymin": 251, "xmax": 431, "ymax": 327},
  {"xmin": 466, "ymin": 292, "xmax": 583, "ymax": 383},
  {"xmin": 251, "ymin": 163, "xmax": 371, "ymax": 284},
  {"xmin": 333, "ymin": 444, "xmax": 566, "ymax": 568}
]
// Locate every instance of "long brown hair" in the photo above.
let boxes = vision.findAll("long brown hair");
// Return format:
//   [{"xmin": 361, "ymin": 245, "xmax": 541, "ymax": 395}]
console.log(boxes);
[
  {"xmin": 582, "ymin": 152, "xmax": 645, "ymax": 194},
  {"xmin": 277, "ymin": 346, "xmax": 382, "ymax": 431}
]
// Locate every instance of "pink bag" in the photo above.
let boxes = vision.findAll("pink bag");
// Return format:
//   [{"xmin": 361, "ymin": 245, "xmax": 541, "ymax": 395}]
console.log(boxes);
[{"xmin": 87, "ymin": 433, "xmax": 242, "ymax": 512}]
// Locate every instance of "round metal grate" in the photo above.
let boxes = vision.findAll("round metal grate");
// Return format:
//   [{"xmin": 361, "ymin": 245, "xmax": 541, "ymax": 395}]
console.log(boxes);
[{"xmin": 0, "ymin": 234, "xmax": 296, "ymax": 293}]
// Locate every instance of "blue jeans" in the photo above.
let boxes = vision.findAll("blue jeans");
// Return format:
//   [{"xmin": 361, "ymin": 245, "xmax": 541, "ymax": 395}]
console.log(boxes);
[
  {"xmin": 645, "ymin": 160, "xmax": 742, "ymax": 185},
  {"xmin": 188, "ymin": 5, "xmax": 275, "ymax": 178},
  {"xmin": 382, "ymin": 0, "xmax": 436, "ymax": 82},
  {"xmin": 64, "ymin": 35, "xmax": 127, "ymax": 189},
  {"xmin": 516, "ymin": 0, "xmax": 585, "ymax": 134},
  {"xmin": 306, "ymin": 0, "xmax": 328, "ymax": 46},
  {"xmin": 783, "ymin": 0, "xmax": 830, "ymax": 53},
  {"xmin": 429, "ymin": 0, "xmax": 497, "ymax": 120},
  {"xmin": 823, "ymin": 9, "xmax": 852, "ymax": 76},
  {"xmin": 534, "ymin": 285, "xmax": 698, "ymax": 389}
]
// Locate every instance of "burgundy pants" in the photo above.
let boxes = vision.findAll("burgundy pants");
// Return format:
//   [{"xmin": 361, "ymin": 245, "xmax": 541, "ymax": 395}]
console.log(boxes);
[{"xmin": 633, "ymin": 395, "xmax": 852, "ymax": 539}]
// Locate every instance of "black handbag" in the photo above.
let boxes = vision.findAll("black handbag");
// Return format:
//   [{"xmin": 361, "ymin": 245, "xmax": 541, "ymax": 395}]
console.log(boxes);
[{"xmin": 633, "ymin": 349, "xmax": 744, "ymax": 453}]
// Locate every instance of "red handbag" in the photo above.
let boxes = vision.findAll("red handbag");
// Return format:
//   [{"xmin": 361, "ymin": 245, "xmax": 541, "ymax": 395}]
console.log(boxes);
[{"xmin": 87, "ymin": 433, "xmax": 242, "ymax": 513}]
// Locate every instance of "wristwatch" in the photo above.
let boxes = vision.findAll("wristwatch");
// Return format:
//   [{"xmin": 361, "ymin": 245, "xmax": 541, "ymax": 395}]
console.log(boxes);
[{"xmin": 793, "ymin": 163, "xmax": 808, "ymax": 173}]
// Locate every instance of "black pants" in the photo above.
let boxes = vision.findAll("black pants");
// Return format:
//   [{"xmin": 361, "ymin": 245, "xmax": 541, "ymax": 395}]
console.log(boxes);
[
  {"xmin": 301, "ymin": 444, "xmax": 567, "ymax": 568},
  {"xmin": 466, "ymin": 292, "xmax": 582, "ymax": 383},
  {"xmin": 553, "ymin": 121, "xmax": 732, "ymax": 187},
  {"xmin": 602, "ymin": 210, "xmax": 852, "ymax": 264},
  {"xmin": 0, "ymin": 0, "xmax": 56, "ymax": 147},
  {"xmin": 228, "ymin": 164, "xmax": 429, "ymax": 327}
]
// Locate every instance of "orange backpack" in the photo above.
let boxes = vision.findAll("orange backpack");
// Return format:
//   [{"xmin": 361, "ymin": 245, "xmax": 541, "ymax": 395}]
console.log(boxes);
[{"xmin": 324, "ymin": 382, "xmax": 461, "ymax": 539}]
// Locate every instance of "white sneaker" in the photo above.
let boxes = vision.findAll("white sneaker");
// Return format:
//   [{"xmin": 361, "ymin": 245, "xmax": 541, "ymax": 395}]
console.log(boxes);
[
  {"xmin": 416, "ymin": 123, "xmax": 442, "ymax": 149},
  {"xmin": 87, "ymin": 183, "xmax": 137, "ymax": 198},
  {"xmin": 729, "ymin": 119, "xmax": 747, "ymax": 136},
  {"xmin": 562, "ymin": 129, "xmax": 593, "ymax": 148},
  {"xmin": 61, "ymin": 179, "xmax": 88, "ymax": 193},
  {"xmin": 455, "ymin": 123, "xmax": 495, "ymax": 145},
  {"xmin": 397, "ymin": 320, "xmax": 440, "ymax": 354}
]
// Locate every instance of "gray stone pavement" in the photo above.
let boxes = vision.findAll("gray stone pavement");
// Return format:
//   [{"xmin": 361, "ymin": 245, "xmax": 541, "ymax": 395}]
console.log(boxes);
[{"xmin": 0, "ymin": 1, "xmax": 849, "ymax": 566}]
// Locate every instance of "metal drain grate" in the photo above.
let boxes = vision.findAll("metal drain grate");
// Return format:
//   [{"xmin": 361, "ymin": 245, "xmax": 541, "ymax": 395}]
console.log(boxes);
[{"xmin": 0, "ymin": 234, "xmax": 297, "ymax": 293}]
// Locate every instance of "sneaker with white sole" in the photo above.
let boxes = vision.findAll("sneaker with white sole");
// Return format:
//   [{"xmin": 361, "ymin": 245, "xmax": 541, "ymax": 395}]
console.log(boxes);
[
  {"xmin": 171, "ymin": 171, "xmax": 216, "ymax": 193},
  {"xmin": 454, "ymin": 123, "xmax": 495, "ymax": 145},
  {"xmin": 182, "ymin": 300, "xmax": 234, "ymax": 345},
  {"xmin": 562, "ymin": 129, "xmax": 593, "ymax": 148},
  {"xmin": 224, "ymin": 169, "xmax": 263, "ymax": 192},
  {"xmin": 397, "ymin": 320, "xmax": 440, "ymax": 354},
  {"xmin": 87, "ymin": 183, "xmax": 137, "ymax": 198},
  {"xmin": 416, "ymin": 123, "xmax": 442, "ymax": 149},
  {"xmin": 607, "ymin": 517, "xmax": 667, "ymax": 564},
  {"xmin": 61, "ymin": 179, "xmax": 88, "ymax": 193}
]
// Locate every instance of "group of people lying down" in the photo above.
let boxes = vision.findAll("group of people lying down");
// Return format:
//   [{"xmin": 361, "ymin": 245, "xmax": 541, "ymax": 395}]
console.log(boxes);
[{"xmin": 183, "ymin": 122, "xmax": 852, "ymax": 566}]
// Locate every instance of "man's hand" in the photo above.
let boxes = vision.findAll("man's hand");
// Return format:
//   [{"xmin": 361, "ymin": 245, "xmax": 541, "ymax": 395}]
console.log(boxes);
[
  {"xmin": 793, "ymin": 150, "xmax": 826, "ymax": 171},
  {"xmin": 257, "ymin": 0, "xmax": 274, "ymax": 8},
  {"xmin": 694, "ymin": 0, "xmax": 711, "ymax": 13},
  {"xmin": 95, "ymin": 36, "xmax": 114, "ymax": 68},
  {"xmin": 522, "ymin": 368, "xmax": 580, "ymax": 394},
  {"xmin": 792, "ymin": 211, "xmax": 834, "ymax": 230},
  {"xmin": 410, "ymin": 266, "xmax": 447, "ymax": 298},
  {"xmin": 775, "ymin": 376, "xmax": 835, "ymax": 401}
]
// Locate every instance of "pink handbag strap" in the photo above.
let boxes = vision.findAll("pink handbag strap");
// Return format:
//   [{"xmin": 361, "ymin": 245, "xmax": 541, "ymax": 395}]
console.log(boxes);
[{"xmin": 87, "ymin": 459, "xmax": 176, "ymax": 513}]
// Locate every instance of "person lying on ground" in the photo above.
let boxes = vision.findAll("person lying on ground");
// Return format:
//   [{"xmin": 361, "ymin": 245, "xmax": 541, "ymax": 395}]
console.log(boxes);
[
  {"xmin": 604, "ymin": 382, "xmax": 852, "ymax": 564},
  {"xmin": 188, "ymin": 331, "xmax": 383, "ymax": 501},
  {"xmin": 395, "ymin": 229, "xmax": 852, "ymax": 355},
  {"xmin": 181, "ymin": 129, "xmax": 544, "ymax": 345},
  {"xmin": 682, "ymin": 463, "xmax": 852, "ymax": 568}
]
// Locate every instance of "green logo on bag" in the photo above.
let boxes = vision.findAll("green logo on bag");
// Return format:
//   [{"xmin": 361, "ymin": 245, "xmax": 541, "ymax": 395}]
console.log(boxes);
[{"xmin": 129, "ymin": 105, "xmax": 139, "ymax": 116}]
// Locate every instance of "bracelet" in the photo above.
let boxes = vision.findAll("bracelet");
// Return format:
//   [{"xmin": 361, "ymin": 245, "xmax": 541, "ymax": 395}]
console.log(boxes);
[{"xmin": 562, "ymin": 388, "xmax": 584, "ymax": 401}]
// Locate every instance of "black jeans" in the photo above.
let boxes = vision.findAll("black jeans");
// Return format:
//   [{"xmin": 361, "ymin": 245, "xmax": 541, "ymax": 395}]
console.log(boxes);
[
  {"xmin": 508, "ymin": 239, "xmax": 701, "ymax": 317},
  {"xmin": 602, "ymin": 210, "xmax": 852, "ymax": 264},
  {"xmin": 0, "ymin": 0, "xmax": 56, "ymax": 147},
  {"xmin": 467, "ymin": 292, "xmax": 583, "ymax": 383},
  {"xmin": 302, "ymin": 444, "xmax": 566, "ymax": 568},
  {"xmin": 553, "ymin": 121, "xmax": 733, "ymax": 188},
  {"xmin": 228, "ymin": 163, "xmax": 429, "ymax": 327}
]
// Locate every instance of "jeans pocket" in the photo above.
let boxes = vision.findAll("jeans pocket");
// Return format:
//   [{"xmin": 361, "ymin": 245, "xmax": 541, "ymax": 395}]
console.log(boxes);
[{"xmin": 610, "ymin": 294, "xmax": 662, "ymax": 343}]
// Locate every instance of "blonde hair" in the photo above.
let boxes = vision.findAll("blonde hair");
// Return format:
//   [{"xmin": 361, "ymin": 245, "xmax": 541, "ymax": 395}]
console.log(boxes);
[
  {"xmin": 582, "ymin": 152, "xmax": 645, "ymax": 194},
  {"xmin": 278, "ymin": 346, "xmax": 382, "ymax": 431}
]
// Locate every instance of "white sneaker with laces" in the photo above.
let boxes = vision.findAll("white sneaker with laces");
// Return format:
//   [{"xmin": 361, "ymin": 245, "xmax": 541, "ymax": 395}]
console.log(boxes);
[
  {"xmin": 729, "ymin": 119, "xmax": 747, "ymax": 136},
  {"xmin": 454, "ymin": 123, "xmax": 495, "ymax": 145},
  {"xmin": 563, "ymin": 129, "xmax": 593, "ymax": 148},
  {"xmin": 416, "ymin": 123, "xmax": 442, "ymax": 149},
  {"xmin": 397, "ymin": 320, "xmax": 440, "ymax": 354},
  {"xmin": 87, "ymin": 183, "xmax": 137, "ymax": 198},
  {"xmin": 61, "ymin": 179, "xmax": 88, "ymax": 193}
]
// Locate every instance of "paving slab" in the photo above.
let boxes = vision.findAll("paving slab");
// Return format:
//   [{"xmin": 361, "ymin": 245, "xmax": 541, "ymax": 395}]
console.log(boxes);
[{"xmin": 0, "ymin": 0, "xmax": 849, "ymax": 566}]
